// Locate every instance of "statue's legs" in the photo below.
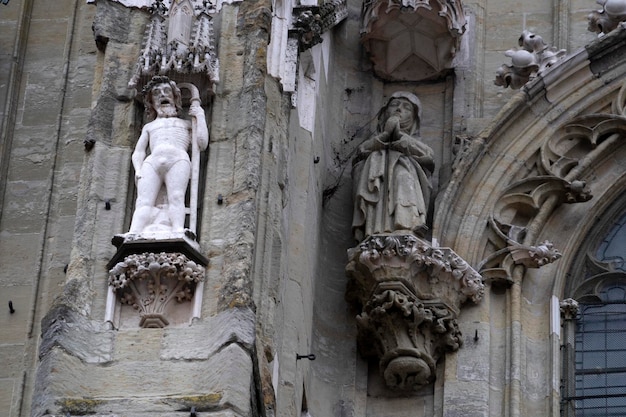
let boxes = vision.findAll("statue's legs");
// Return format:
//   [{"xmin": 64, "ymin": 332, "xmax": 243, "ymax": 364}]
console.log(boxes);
[
  {"xmin": 164, "ymin": 159, "xmax": 191, "ymax": 232},
  {"xmin": 129, "ymin": 165, "xmax": 162, "ymax": 233}
]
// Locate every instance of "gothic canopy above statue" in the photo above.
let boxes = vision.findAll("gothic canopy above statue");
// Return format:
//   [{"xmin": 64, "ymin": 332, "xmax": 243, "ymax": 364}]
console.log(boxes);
[
  {"xmin": 361, "ymin": 0, "xmax": 466, "ymax": 81},
  {"xmin": 126, "ymin": 0, "xmax": 219, "ymax": 101}
]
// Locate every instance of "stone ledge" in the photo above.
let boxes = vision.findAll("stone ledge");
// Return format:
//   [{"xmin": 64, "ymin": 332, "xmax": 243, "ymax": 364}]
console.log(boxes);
[
  {"xmin": 107, "ymin": 238, "xmax": 209, "ymax": 269},
  {"xmin": 161, "ymin": 307, "xmax": 255, "ymax": 360}
]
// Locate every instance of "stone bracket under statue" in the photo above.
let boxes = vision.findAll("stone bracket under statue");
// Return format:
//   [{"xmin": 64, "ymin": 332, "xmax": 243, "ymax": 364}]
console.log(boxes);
[
  {"xmin": 106, "ymin": 239, "xmax": 208, "ymax": 328},
  {"xmin": 345, "ymin": 234, "xmax": 484, "ymax": 390}
]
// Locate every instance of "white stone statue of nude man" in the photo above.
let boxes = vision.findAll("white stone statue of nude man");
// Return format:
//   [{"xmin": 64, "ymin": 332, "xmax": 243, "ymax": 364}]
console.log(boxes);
[{"xmin": 128, "ymin": 76, "xmax": 208, "ymax": 237}]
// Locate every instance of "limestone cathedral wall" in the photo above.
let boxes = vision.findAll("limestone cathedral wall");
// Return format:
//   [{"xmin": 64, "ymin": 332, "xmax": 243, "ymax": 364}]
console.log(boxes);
[
  {"xmin": 0, "ymin": 1, "xmax": 97, "ymax": 415},
  {"xmin": 0, "ymin": 0, "xmax": 622, "ymax": 417}
]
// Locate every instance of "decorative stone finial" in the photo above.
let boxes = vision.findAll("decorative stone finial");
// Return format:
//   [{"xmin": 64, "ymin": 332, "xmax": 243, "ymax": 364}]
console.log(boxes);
[
  {"xmin": 128, "ymin": 0, "xmax": 219, "ymax": 90},
  {"xmin": 109, "ymin": 252, "xmax": 205, "ymax": 328},
  {"xmin": 495, "ymin": 31, "xmax": 566, "ymax": 89},
  {"xmin": 588, "ymin": 0, "xmax": 626, "ymax": 35}
]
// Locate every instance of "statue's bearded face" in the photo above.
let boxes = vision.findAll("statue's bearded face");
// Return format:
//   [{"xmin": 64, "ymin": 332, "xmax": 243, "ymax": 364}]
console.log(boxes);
[
  {"xmin": 151, "ymin": 83, "xmax": 177, "ymax": 117},
  {"xmin": 386, "ymin": 98, "xmax": 415, "ymax": 128}
]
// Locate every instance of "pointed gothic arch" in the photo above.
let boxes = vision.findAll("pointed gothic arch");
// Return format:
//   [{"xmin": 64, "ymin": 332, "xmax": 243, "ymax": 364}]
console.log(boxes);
[{"xmin": 433, "ymin": 25, "xmax": 626, "ymax": 416}]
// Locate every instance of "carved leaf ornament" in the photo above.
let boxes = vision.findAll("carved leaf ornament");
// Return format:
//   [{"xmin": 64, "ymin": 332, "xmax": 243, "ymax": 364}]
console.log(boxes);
[
  {"xmin": 346, "ymin": 234, "xmax": 483, "ymax": 389},
  {"xmin": 355, "ymin": 235, "xmax": 484, "ymax": 303},
  {"xmin": 109, "ymin": 252, "xmax": 205, "ymax": 327}
]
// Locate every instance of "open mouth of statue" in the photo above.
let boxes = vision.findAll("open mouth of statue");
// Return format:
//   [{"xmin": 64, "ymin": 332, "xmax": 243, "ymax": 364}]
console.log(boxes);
[{"xmin": 159, "ymin": 98, "xmax": 172, "ymax": 106}]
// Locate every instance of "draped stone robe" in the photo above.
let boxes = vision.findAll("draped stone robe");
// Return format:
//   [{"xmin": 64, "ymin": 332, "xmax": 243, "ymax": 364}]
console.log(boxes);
[{"xmin": 352, "ymin": 132, "xmax": 434, "ymax": 242}]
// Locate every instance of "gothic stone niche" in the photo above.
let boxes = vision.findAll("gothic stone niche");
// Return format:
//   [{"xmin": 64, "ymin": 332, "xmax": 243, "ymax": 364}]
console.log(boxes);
[
  {"xmin": 107, "ymin": 75, "xmax": 210, "ymax": 328},
  {"xmin": 361, "ymin": 0, "xmax": 466, "ymax": 81},
  {"xmin": 345, "ymin": 234, "xmax": 484, "ymax": 390}
]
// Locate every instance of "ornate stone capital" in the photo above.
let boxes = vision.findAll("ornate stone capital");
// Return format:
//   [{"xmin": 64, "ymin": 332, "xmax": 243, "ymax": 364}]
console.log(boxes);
[
  {"xmin": 360, "ymin": 0, "xmax": 466, "ymax": 81},
  {"xmin": 346, "ymin": 234, "xmax": 483, "ymax": 390},
  {"xmin": 109, "ymin": 252, "xmax": 205, "ymax": 328}
]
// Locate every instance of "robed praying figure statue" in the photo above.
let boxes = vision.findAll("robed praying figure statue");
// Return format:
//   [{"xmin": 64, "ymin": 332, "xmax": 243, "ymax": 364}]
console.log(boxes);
[{"xmin": 352, "ymin": 92, "xmax": 434, "ymax": 242}]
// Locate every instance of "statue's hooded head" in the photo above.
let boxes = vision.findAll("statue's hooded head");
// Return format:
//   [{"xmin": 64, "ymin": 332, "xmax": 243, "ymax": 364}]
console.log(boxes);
[
  {"xmin": 378, "ymin": 91, "xmax": 422, "ymax": 136},
  {"xmin": 142, "ymin": 76, "xmax": 183, "ymax": 121}
]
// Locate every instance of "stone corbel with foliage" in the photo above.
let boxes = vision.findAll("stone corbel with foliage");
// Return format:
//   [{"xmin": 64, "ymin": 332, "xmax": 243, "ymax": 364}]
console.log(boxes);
[
  {"xmin": 345, "ymin": 234, "xmax": 484, "ymax": 390},
  {"xmin": 108, "ymin": 252, "xmax": 205, "ymax": 328}
]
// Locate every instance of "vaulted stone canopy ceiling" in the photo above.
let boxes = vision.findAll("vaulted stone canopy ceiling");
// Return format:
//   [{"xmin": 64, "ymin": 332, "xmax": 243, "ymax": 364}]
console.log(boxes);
[{"xmin": 361, "ymin": 0, "xmax": 465, "ymax": 81}]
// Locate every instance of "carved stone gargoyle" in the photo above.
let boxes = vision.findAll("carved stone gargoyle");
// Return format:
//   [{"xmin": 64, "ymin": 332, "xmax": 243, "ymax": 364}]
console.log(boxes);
[{"xmin": 345, "ymin": 234, "xmax": 484, "ymax": 390}]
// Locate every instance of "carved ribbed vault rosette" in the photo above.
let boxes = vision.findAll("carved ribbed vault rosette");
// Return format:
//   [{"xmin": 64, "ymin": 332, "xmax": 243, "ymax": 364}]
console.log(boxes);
[
  {"xmin": 360, "ymin": 0, "xmax": 466, "ymax": 81},
  {"xmin": 588, "ymin": 0, "xmax": 626, "ymax": 35},
  {"xmin": 495, "ymin": 31, "xmax": 567, "ymax": 90},
  {"xmin": 345, "ymin": 234, "xmax": 483, "ymax": 390},
  {"xmin": 109, "ymin": 252, "xmax": 205, "ymax": 328}
]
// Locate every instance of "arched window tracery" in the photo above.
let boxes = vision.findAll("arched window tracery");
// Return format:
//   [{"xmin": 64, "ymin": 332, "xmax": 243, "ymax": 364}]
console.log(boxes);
[{"xmin": 562, "ymin": 210, "xmax": 626, "ymax": 417}]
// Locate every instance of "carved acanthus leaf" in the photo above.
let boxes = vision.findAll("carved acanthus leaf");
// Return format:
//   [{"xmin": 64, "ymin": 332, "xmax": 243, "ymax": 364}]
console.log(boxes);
[
  {"xmin": 510, "ymin": 240, "xmax": 562, "ymax": 268},
  {"xmin": 291, "ymin": 0, "xmax": 348, "ymax": 51},
  {"xmin": 109, "ymin": 252, "xmax": 205, "ymax": 328}
]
